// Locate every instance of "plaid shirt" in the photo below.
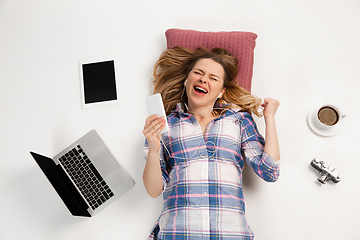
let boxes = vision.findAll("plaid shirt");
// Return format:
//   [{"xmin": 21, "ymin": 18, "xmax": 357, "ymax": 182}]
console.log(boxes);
[{"xmin": 144, "ymin": 103, "xmax": 280, "ymax": 240}]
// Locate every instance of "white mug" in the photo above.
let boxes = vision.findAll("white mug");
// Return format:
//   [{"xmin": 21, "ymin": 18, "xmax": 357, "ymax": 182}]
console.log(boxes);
[{"xmin": 312, "ymin": 104, "xmax": 346, "ymax": 130}]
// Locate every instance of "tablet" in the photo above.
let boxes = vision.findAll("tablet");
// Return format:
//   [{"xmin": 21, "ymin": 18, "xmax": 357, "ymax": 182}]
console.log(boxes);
[{"xmin": 79, "ymin": 55, "xmax": 119, "ymax": 108}]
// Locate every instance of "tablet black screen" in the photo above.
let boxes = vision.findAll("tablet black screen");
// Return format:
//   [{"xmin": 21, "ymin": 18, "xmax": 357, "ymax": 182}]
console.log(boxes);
[{"xmin": 82, "ymin": 60, "xmax": 117, "ymax": 104}]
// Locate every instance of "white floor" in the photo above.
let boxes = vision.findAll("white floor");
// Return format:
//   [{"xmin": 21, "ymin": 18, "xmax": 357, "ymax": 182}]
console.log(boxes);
[{"xmin": 1, "ymin": 0, "xmax": 359, "ymax": 239}]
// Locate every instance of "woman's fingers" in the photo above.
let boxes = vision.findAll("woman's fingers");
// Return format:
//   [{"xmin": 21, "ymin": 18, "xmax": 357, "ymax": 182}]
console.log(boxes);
[
  {"xmin": 143, "ymin": 115, "xmax": 166, "ymax": 152},
  {"xmin": 143, "ymin": 115, "xmax": 158, "ymax": 129},
  {"xmin": 145, "ymin": 120, "xmax": 164, "ymax": 138},
  {"xmin": 262, "ymin": 98, "xmax": 280, "ymax": 118},
  {"xmin": 143, "ymin": 115, "xmax": 165, "ymax": 138},
  {"xmin": 143, "ymin": 115, "xmax": 159, "ymax": 133}
]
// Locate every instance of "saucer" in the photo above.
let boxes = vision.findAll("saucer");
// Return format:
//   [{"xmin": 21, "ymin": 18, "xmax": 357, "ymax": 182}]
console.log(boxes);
[{"xmin": 307, "ymin": 106, "xmax": 345, "ymax": 137}]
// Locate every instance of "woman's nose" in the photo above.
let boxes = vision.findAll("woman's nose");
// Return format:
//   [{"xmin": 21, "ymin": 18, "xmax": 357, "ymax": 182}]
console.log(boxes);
[{"xmin": 199, "ymin": 75, "xmax": 208, "ymax": 83}]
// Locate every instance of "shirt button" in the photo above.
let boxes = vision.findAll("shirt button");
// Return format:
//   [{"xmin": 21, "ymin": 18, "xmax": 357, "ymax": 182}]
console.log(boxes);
[{"xmin": 204, "ymin": 192, "xmax": 208, "ymax": 197}]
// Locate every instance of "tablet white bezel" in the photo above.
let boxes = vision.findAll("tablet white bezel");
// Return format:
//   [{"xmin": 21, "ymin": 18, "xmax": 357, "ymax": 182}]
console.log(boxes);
[{"xmin": 79, "ymin": 54, "xmax": 120, "ymax": 109}]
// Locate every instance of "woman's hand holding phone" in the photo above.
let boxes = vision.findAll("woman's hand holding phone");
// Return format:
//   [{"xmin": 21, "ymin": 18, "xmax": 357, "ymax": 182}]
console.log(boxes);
[{"xmin": 143, "ymin": 115, "xmax": 166, "ymax": 153}]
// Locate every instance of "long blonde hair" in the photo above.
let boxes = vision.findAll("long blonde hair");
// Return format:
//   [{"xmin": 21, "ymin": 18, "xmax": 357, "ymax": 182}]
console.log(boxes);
[{"xmin": 152, "ymin": 46, "xmax": 262, "ymax": 117}]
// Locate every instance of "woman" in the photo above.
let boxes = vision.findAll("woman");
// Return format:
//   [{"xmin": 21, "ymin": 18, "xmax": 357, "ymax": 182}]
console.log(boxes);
[{"xmin": 143, "ymin": 47, "xmax": 280, "ymax": 240}]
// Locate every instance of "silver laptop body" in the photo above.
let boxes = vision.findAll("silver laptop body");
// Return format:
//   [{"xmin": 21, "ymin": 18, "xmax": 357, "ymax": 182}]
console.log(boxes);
[{"xmin": 30, "ymin": 130, "xmax": 135, "ymax": 217}]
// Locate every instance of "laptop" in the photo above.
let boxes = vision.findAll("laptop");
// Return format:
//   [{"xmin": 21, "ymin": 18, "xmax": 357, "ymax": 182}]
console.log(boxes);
[{"xmin": 30, "ymin": 130, "xmax": 135, "ymax": 217}]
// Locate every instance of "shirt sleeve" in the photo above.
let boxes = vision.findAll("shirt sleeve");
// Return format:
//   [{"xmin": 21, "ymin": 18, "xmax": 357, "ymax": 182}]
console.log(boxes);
[
  {"xmin": 143, "ymin": 139, "xmax": 170, "ymax": 191},
  {"xmin": 239, "ymin": 113, "xmax": 280, "ymax": 182}
]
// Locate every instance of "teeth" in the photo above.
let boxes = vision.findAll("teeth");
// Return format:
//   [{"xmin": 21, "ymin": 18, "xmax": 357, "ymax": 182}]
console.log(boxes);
[{"xmin": 195, "ymin": 86, "xmax": 208, "ymax": 93}]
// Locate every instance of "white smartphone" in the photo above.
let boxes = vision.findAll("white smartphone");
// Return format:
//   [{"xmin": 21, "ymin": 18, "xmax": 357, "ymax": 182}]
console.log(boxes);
[{"xmin": 146, "ymin": 93, "xmax": 169, "ymax": 133}]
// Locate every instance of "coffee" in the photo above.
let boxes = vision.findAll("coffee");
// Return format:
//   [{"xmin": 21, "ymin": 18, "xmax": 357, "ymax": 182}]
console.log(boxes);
[{"xmin": 317, "ymin": 107, "xmax": 339, "ymax": 126}]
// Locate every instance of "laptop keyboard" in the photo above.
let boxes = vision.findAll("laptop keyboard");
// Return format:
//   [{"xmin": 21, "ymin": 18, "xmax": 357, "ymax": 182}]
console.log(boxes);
[{"xmin": 59, "ymin": 145, "xmax": 114, "ymax": 210}]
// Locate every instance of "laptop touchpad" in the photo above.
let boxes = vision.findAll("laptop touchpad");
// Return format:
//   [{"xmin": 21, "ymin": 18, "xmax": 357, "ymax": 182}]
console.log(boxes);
[{"xmin": 92, "ymin": 149, "xmax": 119, "ymax": 177}]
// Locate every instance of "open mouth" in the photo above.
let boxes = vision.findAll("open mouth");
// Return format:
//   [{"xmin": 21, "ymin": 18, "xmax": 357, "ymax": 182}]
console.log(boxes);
[{"xmin": 194, "ymin": 86, "xmax": 208, "ymax": 94}]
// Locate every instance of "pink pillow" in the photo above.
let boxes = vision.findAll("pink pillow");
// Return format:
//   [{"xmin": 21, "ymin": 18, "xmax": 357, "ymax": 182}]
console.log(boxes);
[{"xmin": 165, "ymin": 28, "xmax": 257, "ymax": 92}]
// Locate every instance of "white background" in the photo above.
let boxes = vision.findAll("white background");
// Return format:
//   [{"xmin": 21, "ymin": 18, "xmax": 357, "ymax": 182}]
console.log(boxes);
[{"xmin": 1, "ymin": 0, "xmax": 360, "ymax": 239}]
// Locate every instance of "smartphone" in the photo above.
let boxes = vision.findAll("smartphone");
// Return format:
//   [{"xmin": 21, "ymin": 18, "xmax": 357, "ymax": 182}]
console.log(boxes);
[{"xmin": 146, "ymin": 93, "xmax": 169, "ymax": 133}]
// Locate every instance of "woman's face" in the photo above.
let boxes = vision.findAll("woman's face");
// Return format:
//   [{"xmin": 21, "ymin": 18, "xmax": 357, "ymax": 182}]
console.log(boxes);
[{"xmin": 185, "ymin": 58, "xmax": 226, "ymax": 110}]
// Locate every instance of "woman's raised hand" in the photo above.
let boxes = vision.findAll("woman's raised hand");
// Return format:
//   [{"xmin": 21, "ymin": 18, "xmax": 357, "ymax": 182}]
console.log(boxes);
[
  {"xmin": 261, "ymin": 98, "xmax": 280, "ymax": 119},
  {"xmin": 143, "ymin": 115, "xmax": 166, "ymax": 153}
]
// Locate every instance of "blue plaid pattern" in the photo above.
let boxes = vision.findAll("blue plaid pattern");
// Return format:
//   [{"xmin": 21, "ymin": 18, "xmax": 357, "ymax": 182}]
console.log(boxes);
[{"xmin": 144, "ymin": 103, "xmax": 280, "ymax": 240}]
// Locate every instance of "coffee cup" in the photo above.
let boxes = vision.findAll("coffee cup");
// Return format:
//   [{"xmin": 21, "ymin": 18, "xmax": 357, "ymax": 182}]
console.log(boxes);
[
  {"xmin": 311, "ymin": 104, "xmax": 346, "ymax": 131},
  {"xmin": 308, "ymin": 103, "xmax": 347, "ymax": 137}
]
